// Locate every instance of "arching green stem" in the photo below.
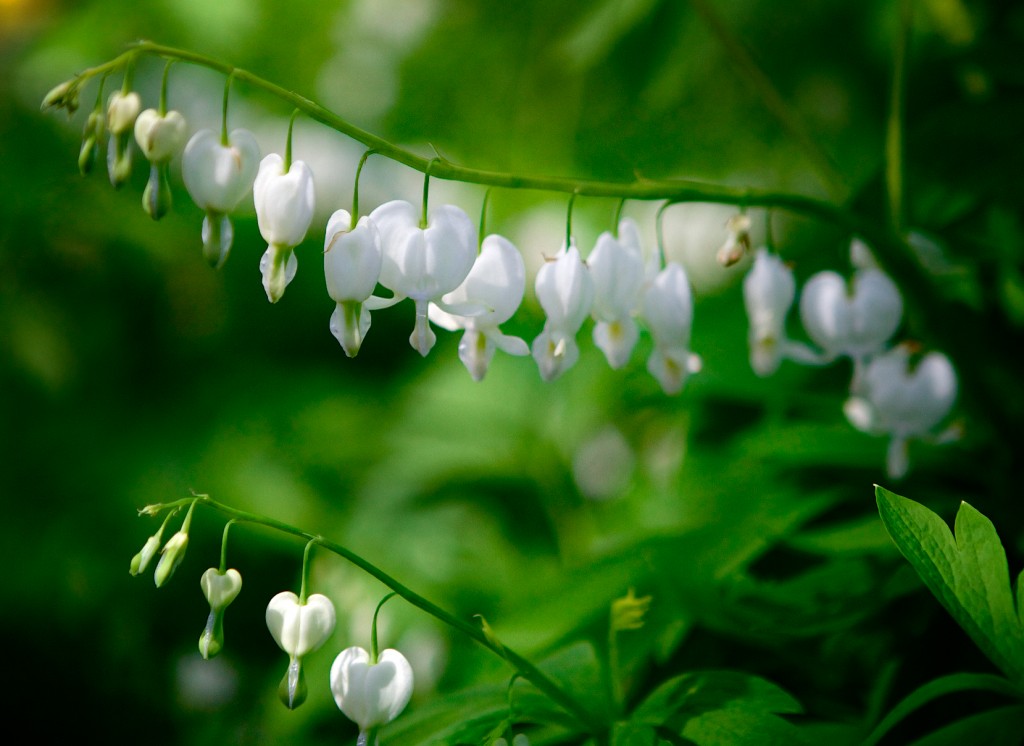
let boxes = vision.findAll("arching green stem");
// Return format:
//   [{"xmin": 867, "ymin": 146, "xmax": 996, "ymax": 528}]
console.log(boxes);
[{"xmin": 144, "ymin": 495, "xmax": 603, "ymax": 733}]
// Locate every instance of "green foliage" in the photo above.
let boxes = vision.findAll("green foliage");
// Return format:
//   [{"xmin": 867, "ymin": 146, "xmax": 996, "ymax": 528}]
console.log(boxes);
[{"xmin": 876, "ymin": 486, "xmax": 1024, "ymax": 684}]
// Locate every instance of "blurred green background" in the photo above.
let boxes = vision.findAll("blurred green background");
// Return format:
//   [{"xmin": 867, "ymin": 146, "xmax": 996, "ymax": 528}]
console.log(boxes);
[{"xmin": 3, "ymin": 0, "xmax": 1024, "ymax": 743}]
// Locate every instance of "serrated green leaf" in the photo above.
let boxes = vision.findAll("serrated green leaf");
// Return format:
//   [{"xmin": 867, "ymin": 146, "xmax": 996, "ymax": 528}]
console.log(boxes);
[
  {"xmin": 875, "ymin": 486, "xmax": 1024, "ymax": 683},
  {"xmin": 907, "ymin": 705, "xmax": 1024, "ymax": 746},
  {"xmin": 862, "ymin": 672, "xmax": 1022, "ymax": 746},
  {"xmin": 632, "ymin": 670, "xmax": 802, "ymax": 727}
]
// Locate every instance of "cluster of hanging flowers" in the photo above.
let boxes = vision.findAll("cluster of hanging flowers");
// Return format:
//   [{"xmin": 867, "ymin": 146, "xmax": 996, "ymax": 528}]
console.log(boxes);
[
  {"xmin": 45, "ymin": 64, "xmax": 960, "ymax": 473},
  {"xmin": 52, "ymin": 73, "xmax": 703, "ymax": 396},
  {"xmin": 130, "ymin": 508, "xmax": 414, "ymax": 734},
  {"xmin": 741, "ymin": 237, "xmax": 960, "ymax": 478}
]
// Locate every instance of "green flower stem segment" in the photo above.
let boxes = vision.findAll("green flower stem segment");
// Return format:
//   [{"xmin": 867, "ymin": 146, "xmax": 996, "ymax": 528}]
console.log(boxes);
[
  {"xmin": 219, "ymin": 519, "xmax": 236, "ymax": 573},
  {"xmin": 350, "ymin": 149, "xmax": 377, "ymax": 231},
  {"xmin": 370, "ymin": 592, "xmax": 397, "ymax": 665},
  {"xmin": 220, "ymin": 72, "xmax": 234, "ymax": 147},
  {"xmin": 284, "ymin": 108, "xmax": 300, "ymax": 171},
  {"xmin": 565, "ymin": 191, "xmax": 578, "ymax": 249},
  {"xmin": 298, "ymin": 537, "xmax": 317, "ymax": 605},
  {"xmin": 147, "ymin": 495, "xmax": 602, "ymax": 733},
  {"xmin": 158, "ymin": 60, "xmax": 173, "ymax": 116}
]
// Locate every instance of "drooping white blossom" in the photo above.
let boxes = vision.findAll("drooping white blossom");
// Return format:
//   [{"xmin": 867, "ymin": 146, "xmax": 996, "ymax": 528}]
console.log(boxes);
[
  {"xmin": 428, "ymin": 234, "xmax": 529, "ymax": 380},
  {"xmin": 642, "ymin": 263, "xmax": 702, "ymax": 394},
  {"xmin": 588, "ymin": 220, "xmax": 646, "ymax": 369},
  {"xmin": 254, "ymin": 153, "xmax": 316, "ymax": 303},
  {"xmin": 532, "ymin": 244, "xmax": 594, "ymax": 381},
  {"xmin": 106, "ymin": 91, "xmax": 141, "ymax": 188},
  {"xmin": 182, "ymin": 128, "xmax": 260, "ymax": 268},
  {"xmin": 265, "ymin": 591, "xmax": 336, "ymax": 659},
  {"xmin": 133, "ymin": 109, "xmax": 187, "ymax": 163},
  {"xmin": 324, "ymin": 209, "xmax": 383, "ymax": 357},
  {"xmin": 266, "ymin": 591, "xmax": 337, "ymax": 709},
  {"xmin": 369, "ymin": 199, "xmax": 478, "ymax": 356},
  {"xmin": 743, "ymin": 249, "xmax": 805, "ymax": 376},
  {"xmin": 799, "ymin": 267, "xmax": 903, "ymax": 376},
  {"xmin": 843, "ymin": 344, "xmax": 959, "ymax": 478},
  {"xmin": 198, "ymin": 568, "xmax": 242, "ymax": 659},
  {"xmin": 330, "ymin": 646, "xmax": 414, "ymax": 733}
]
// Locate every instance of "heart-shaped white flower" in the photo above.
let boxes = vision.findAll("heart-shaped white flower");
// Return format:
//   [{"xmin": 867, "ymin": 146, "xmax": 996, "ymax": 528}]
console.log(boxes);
[
  {"xmin": 588, "ymin": 223, "xmax": 645, "ymax": 369},
  {"xmin": 642, "ymin": 263, "xmax": 702, "ymax": 395},
  {"xmin": 182, "ymin": 129, "xmax": 260, "ymax": 214},
  {"xmin": 799, "ymin": 268, "xmax": 903, "ymax": 362},
  {"xmin": 265, "ymin": 591, "xmax": 336, "ymax": 658},
  {"xmin": 331, "ymin": 646, "xmax": 414, "ymax": 732},
  {"xmin": 201, "ymin": 568, "xmax": 243, "ymax": 611},
  {"xmin": 134, "ymin": 109, "xmax": 187, "ymax": 163},
  {"xmin": 531, "ymin": 244, "xmax": 594, "ymax": 381}
]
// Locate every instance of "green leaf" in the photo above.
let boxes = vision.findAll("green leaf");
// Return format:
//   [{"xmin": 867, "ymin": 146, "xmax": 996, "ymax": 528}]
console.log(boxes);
[
  {"xmin": 907, "ymin": 705, "xmax": 1024, "ymax": 746},
  {"xmin": 680, "ymin": 707, "xmax": 808, "ymax": 746},
  {"xmin": 631, "ymin": 670, "xmax": 807, "ymax": 746},
  {"xmin": 862, "ymin": 672, "xmax": 1022, "ymax": 746},
  {"xmin": 875, "ymin": 485, "xmax": 1024, "ymax": 683}
]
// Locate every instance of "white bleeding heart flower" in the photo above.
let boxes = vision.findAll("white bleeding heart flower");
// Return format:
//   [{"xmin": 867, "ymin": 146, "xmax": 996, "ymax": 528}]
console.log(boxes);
[
  {"xmin": 331, "ymin": 646, "xmax": 414, "ymax": 733},
  {"xmin": 642, "ymin": 263, "xmax": 702, "ymax": 395},
  {"xmin": 588, "ymin": 221, "xmax": 646, "ymax": 369},
  {"xmin": 428, "ymin": 234, "xmax": 529, "ymax": 381},
  {"xmin": 843, "ymin": 343, "xmax": 958, "ymax": 479},
  {"xmin": 106, "ymin": 91, "xmax": 141, "ymax": 188},
  {"xmin": 133, "ymin": 109, "xmax": 186, "ymax": 163},
  {"xmin": 106, "ymin": 91, "xmax": 141, "ymax": 135},
  {"xmin": 202, "ymin": 568, "xmax": 243, "ymax": 611},
  {"xmin": 324, "ymin": 209, "xmax": 383, "ymax": 358},
  {"xmin": 532, "ymin": 244, "xmax": 594, "ymax": 381},
  {"xmin": 266, "ymin": 591, "xmax": 336, "ymax": 659},
  {"xmin": 255, "ymin": 153, "xmax": 316, "ymax": 303},
  {"xmin": 799, "ymin": 267, "xmax": 903, "ymax": 374},
  {"xmin": 266, "ymin": 591, "xmax": 336, "ymax": 709},
  {"xmin": 182, "ymin": 128, "xmax": 260, "ymax": 268},
  {"xmin": 198, "ymin": 568, "xmax": 242, "ymax": 660},
  {"xmin": 743, "ymin": 249, "xmax": 815, "ymax": 376},
  {"xmin": 369, "ymin": 199, "xmax": 478, "ymax": 356}
]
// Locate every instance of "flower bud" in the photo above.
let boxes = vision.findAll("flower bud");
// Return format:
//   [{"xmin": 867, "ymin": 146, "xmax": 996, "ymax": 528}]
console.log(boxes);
[
  {"xmin": 129, "ymin": 533, "xmax": 162, "ymax": 576},
  {"xmin": 153, "ymin": 531, "xmax": 188, "ymax": 588},
  {"xmin": 331, "ymin": 646, "xmax": 414, "ymax": 732},
  {"xmin": 143, "ymin": 164, "xmax": 173, "ymax": 221},
  {"xmin": 78, "ymin": 111, "xmax": 105, "ymax": 176},
  {"xmin": 41, "ymin": 79, "xmax": 78, "ymax": 113}
]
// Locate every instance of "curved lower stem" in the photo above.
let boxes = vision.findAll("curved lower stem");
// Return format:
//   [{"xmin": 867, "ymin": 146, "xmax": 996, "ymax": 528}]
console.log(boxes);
[{"xmin": 148, "ymin": 495, "xmax": 602, "ymax": 733}]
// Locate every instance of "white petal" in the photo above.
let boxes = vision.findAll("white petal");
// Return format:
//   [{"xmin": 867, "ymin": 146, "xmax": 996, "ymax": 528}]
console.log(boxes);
[
  {"xmin": 743, "ymin": 249, "xmax": 794, "ymax": 343},
  {"xmin": 324, "ymin": 212, "xmax": 383, "ymax": 302},
  {"xmin": 534, "ymin": 246, "xmax": 594, "ymax": 332},
  {"xmin": 531, "ymin": 326, "xmax": 580, "ymax": 381},
  {"xmin": 265, "ymin": 591, "xmax": 336, "ymax": 658},
  {"xmin": 183, "ymin": 129, "xmax": 260, "ymax": 213},
  {"xmin": 593, "ymin": 318, "xmax": 639, "ymax": 369},
  {"xmin": 331, "ymin": 646, "xmax": 413, "ymax": 731},
  {"xmin": 588, "ymin": 230, "xmax": 645, "ymax": 322},
  {"xmin": 200, "ymin": 568, "xmax": 242, "ymax": 611},
  {"xmin": 254, "ymin": 156, "xmax": 316, "ymax": 248}
]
